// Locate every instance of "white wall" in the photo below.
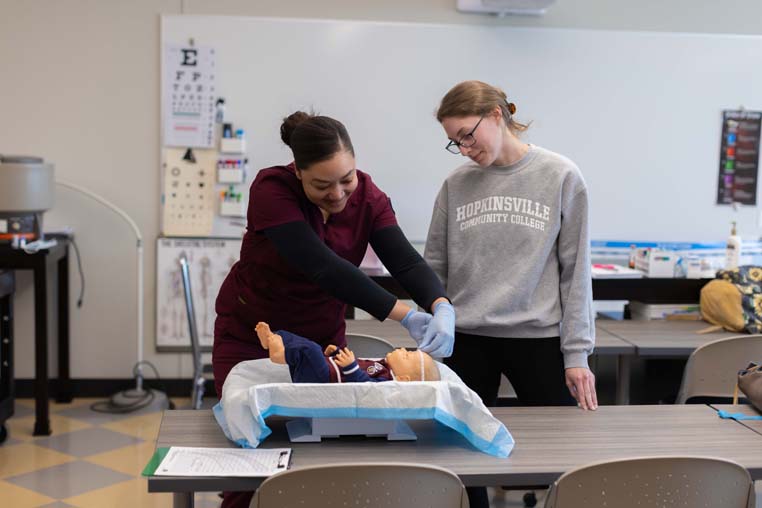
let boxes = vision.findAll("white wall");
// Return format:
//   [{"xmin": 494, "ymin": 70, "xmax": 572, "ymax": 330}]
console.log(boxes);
[{"xmin": 2, "ymin": 0, "xmax": 761, "ymax": 379}]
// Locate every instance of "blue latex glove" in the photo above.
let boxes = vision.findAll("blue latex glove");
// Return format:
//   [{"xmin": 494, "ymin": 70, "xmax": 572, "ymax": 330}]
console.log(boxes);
[
  {"xmin": 419, "ymin": 302, "xmax": 455, "ymax": 358},
  {"xmin": 400, "ymin": 309, "xmax": 432, "ymax": 343}
]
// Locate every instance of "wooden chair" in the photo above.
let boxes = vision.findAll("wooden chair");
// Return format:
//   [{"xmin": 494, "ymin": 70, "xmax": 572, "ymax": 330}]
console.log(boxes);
[
  {"xmin": 250, "ymin": 462, "xmax": 469, "ymax": 508},
  {"xmin": 676, "ymin": 334, "xmax": 762, "ymax": 404},
  {"xmin": 544, "ymin": 456, "xmax": 754, "ymax": 508}
]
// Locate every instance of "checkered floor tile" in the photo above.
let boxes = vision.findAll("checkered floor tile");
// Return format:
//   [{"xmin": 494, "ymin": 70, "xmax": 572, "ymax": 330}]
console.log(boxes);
[{"xmin": 0, "ymin": 398, "xmax": 192, "ymax": 508}]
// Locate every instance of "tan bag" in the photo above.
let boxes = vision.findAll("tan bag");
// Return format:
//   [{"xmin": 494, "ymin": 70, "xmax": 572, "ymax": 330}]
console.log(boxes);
[
  {"xmin": 734, "ymin": 362, "xmax": 762, "ymax": 411},
  {"xmin": 699, "ymin": 279, "xmax": 746, "ymax": 333}
]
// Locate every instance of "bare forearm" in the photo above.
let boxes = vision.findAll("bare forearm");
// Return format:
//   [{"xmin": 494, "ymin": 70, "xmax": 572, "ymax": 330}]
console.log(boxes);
[{"xmin": 387, "ymin": 300, "xmax": 412, "ymax": 322}]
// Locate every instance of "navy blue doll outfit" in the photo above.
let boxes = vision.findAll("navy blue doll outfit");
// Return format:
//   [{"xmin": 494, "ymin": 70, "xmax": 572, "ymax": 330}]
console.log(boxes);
[{"xmin": 279, "ymin": 330, "xmax": 392, "ymax": 383}]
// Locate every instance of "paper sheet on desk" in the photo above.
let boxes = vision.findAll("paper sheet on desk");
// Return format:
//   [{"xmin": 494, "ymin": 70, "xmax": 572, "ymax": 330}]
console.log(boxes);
[
  {"xmin": 154, "ymin": 446, "xmax": 291, "ymax": 476},
  {"xmin": 591, "ymin": 264, "xmax": 644, "ymax": 278}
]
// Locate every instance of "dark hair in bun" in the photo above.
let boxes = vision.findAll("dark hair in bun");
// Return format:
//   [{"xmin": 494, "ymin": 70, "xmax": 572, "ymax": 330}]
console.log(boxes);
[{"xmin": 280, "ymin": 111, "xmax": 355, "ymax": 170}]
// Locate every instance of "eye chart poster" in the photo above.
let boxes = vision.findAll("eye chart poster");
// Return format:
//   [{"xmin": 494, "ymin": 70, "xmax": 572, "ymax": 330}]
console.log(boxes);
[
  {"xmin": 717, "ymin": 110, "xmax": 762, "ymax": 205},
  {"xmin": 163, "ymin": 44, "xmax": 217, "ymax": 148},
  {"xmin": 161, "ymin": 147, "xmax": 217, "ymax": 237}
]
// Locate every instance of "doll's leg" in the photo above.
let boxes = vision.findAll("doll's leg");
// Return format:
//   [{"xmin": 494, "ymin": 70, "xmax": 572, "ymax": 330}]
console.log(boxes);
[
  {"xmin": 278, "ymin": 331, "xmax": 331, "ymax": 383},
  {"xmin": 255, "ymin": 322, "xmax": 286, "ymax": 364}
]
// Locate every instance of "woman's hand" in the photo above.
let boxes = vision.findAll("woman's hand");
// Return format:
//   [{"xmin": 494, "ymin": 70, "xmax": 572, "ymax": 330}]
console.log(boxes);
[
  {"xmin": 334, "ymin": 347, "xmax": 356, "ymax": 368},
  {"xmin": 419, "ymin": 302, "xmax": 455, "ymax": 358},
  {"xmin": 565, "ymin": 367, "xmax": 598, "ymax": 410},
  {"xmin": 400, "ymin": 309, "xmax": 433, "ymax": 342},
  {"xmin": 324, "ymin": 344, "xmax": 338, "ymax": 356}
]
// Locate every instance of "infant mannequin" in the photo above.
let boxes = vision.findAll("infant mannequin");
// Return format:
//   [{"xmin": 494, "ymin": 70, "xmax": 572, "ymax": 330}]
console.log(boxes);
[{"xmin": 255, "ymin": 322, "xmax": 440, "ymax": 383}]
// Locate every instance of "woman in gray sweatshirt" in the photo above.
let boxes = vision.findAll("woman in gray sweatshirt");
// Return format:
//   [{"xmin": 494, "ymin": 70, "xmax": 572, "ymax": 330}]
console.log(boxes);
[
  {"xmin": 426, "ymin": 81, "xmax": 598, "ymax": 508},
  {"xmin": 425, "ymin": 80, "xmax": 598, "ymax": 412}
]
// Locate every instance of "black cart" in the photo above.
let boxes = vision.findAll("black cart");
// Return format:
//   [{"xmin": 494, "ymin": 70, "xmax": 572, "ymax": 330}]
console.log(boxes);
[{"xmin": 0, "ymin": 270, "xmax": 14, "ymax": 443}]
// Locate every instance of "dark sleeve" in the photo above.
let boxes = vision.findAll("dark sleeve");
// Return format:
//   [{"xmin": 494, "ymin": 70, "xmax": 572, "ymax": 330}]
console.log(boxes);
[
  {"xmin": 263, "ymin": 221, "xmax": 397, "ymax": 321},
  {"xmin": 341, "ymin": 361, "xmax": 377, "ymax": 382},
  {"xmin": 370, "ymin": 225, "xmax": 448, "ymax": 312}
]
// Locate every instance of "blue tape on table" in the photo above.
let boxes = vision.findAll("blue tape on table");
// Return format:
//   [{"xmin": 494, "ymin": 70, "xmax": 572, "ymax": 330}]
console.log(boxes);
[{"xmin": 718, "ymin": 409, "xmax": 762, "ymax": 421}]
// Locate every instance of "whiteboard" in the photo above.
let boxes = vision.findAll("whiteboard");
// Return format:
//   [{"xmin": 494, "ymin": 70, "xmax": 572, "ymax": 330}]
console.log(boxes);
[{"xmin": 162, "ymin": 15, "xmax": 762, "ymax": 242}]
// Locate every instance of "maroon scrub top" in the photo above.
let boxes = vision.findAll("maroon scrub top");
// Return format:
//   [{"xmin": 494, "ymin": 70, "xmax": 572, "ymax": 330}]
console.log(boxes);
[{"xmin": 212, "ymin": 163, "xmax": 397, "ymax": 394}]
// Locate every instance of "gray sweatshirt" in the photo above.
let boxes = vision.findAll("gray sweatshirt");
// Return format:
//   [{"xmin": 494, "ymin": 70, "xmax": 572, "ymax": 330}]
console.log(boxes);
[{"xmin": 424, "ymin": 145, "xmax": 595, "ymax": 369}]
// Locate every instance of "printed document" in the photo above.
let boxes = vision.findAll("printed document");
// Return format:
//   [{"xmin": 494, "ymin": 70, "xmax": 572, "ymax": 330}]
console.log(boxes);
[{"xmin": 155, "ymin": 447, "xmax": 291, "ymax": 476}]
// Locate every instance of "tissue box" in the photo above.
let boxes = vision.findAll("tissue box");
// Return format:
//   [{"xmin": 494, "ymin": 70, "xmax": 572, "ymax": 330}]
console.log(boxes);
[
  {"xmin": 218, "ymin": 168, "xmax": 244, "ymax": 184},
  {"xmin": 220, "ymin": 138, "xmax": 246, "ymax": 154},
  {"xmin": 220, "ymin": 200, "xmax": 246, "ymax": 217}
]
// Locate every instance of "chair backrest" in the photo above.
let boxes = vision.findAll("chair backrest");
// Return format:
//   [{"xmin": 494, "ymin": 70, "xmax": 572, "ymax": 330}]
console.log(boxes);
[
  {"xmin": 250, "ymin": 462, "xmax": 469, "ymax": 508},
  {"xmin": 178, "ymin": 253, "xmax": 205, "ymax": 409},
  {"xmin": 676, "ymin": 334, "xmax": 762, "ymax": 404},
  {"xmin": 345, "ymin": 333, "xmax": 395, "ymax": 357},
  {"xmin": 544, "ymin": 456, "xmax": 754, "ymax": 508}
]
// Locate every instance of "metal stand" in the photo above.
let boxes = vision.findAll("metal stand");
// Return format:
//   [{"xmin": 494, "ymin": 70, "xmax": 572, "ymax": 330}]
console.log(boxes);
[
  {"xmin": 286, "ymin": 417, "xmax": 417, "ymax": 442},
  {"xmin": 179, "ymin": 254, "xmax": 209, "ymax": 410}
]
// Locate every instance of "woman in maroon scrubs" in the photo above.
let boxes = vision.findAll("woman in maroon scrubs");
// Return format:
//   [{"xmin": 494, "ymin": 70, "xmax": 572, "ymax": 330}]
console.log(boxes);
[{"xmin": 214, "ymin": 111, "xmax": 455, "ymax": 508}]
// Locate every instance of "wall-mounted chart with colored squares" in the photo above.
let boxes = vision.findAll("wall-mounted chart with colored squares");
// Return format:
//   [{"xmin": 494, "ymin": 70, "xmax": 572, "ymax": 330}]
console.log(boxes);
[{"xmin": 717, "ymin": 110, "xmax": 761, "ymax": 205}]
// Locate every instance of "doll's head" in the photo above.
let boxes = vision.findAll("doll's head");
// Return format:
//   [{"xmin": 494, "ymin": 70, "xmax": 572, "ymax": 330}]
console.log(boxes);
[{"xmin": 384, "ymin": 349, "xmax": 440, "ymax": 381}]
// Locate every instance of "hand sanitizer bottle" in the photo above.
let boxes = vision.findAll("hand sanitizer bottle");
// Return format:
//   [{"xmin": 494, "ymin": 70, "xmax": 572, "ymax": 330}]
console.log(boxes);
[
  {"xmin": 725, "ymin": 221, "xmax": 741, "ymax": 270},
  {"xmin": 628, "ymin": 244, "xmax": 637, "ymax": 269}
]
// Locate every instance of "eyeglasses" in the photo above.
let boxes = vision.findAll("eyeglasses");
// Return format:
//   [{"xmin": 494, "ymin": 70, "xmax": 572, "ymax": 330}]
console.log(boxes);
[{"xmin": 445, "ymin": 116, "xmax": 485, "ymax": 154}]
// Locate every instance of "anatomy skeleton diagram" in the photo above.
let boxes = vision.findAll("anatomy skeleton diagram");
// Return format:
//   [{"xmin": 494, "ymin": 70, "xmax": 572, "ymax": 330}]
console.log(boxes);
[{"xmin": 157, "ymin": 241, "xmax": 241, "ymax": 346}]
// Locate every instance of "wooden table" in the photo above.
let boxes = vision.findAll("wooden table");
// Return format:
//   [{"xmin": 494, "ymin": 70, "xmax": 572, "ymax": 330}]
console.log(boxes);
[
  {"xmin": 597, "ymin": 320, "xmax": 739, "ymax": 356},
  {"xmin": 596, "ymin": 320, "xmax": 740, "ymax": 404},
  {"xmin": 712, "ymin": 404, "xmax": 762, "ymax": 437},
  {"xmin": 148, "ymin": 405, "xmax": 762, "ymax": 507},
  {"xmin": 347, "ymin": 320, "xmax": 636, "ymax": 404}
]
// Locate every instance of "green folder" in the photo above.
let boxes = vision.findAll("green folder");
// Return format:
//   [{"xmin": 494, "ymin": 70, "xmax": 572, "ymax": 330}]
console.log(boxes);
[{"xmin": 142, "ymin": 447, "xmax": 170, "ymax": 476}]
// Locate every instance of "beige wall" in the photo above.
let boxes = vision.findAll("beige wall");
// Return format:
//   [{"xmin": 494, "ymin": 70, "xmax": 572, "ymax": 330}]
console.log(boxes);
[{"xmin": 2, "ymin": 0, "xmax": 761, "ymax": 379}]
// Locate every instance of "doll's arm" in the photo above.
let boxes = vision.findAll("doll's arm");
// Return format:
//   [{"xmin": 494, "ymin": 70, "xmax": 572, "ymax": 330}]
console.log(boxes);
[{"xmin": 334, "ymin": 348, "xmax": 381, "ymax": 382}]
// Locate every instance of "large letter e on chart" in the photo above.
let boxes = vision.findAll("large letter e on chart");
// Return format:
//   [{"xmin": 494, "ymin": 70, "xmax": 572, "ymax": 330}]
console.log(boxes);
[{"xmin": 181, "ymin": 49, "xmax": 198, "ymax": 66}]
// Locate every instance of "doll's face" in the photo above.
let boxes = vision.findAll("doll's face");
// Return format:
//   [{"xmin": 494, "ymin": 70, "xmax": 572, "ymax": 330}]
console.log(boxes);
[{"xmin": 385, "ymin": 349, "xmax": 435, "ymax": 381}]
